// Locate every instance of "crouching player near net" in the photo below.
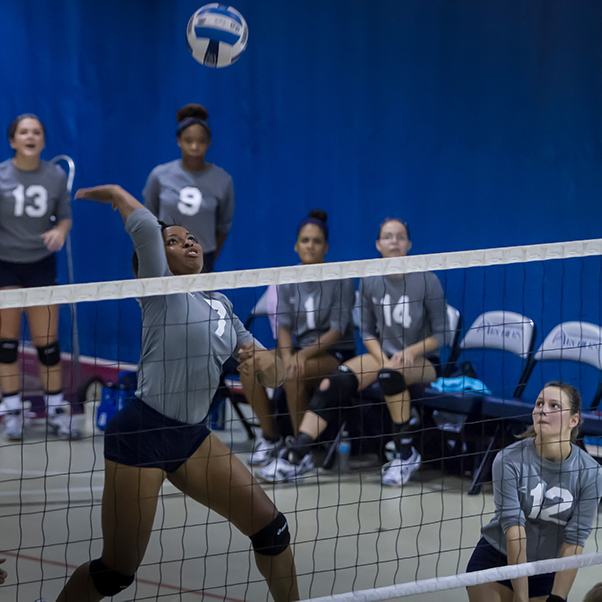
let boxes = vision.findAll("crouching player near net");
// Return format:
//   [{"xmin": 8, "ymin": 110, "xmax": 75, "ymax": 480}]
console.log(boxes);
[
  {"xmin": 256, "ymin": 217, "xmax": 447, "ymax": 486},
  {"xmin": 57, "ymin": 185, "xmax": 298, "ymax": 602},
  {"xmin": 466, "ymin": 382, "xmax": 602, "ymax": 602}
]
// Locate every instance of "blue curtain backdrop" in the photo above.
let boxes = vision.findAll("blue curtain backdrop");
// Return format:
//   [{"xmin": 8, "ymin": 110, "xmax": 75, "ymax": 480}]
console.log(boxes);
[{"xmin": 1, "ymin": 0, "xmax": 601, "ymax": 372}]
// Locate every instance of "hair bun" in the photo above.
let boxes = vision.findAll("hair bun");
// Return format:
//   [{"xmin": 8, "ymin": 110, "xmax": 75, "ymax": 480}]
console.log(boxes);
[
  {"xmin": 176, "ymin": 104, "xmax": 209, "ymax": 123},
  {"xmin": 308, "ymin": 209, "xmax": 328, "ymax": 223}
]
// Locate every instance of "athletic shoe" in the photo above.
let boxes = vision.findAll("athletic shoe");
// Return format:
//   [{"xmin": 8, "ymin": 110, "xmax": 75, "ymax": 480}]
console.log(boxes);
[
  {"xmin": 255, "ymin": 452, "xmax": 314, "ymax": 483},
  {"xmin": 4, "ymin": 410, "xmax": 24, "ymax": 441},
  {"xmin": 248, "ymin": 436, "xmax": 282, "ymax": 467},
  {"xmin": 47, "ymin": 409, "xmax": 82, "ymax": 441},
  {"xmin": 381, "ymin": 447, "xmax": 421, "ymax": 487}
]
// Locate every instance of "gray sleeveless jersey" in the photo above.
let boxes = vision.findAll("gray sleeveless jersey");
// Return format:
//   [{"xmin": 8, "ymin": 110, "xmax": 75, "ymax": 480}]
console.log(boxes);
[
  {"xmin": 0, "ymin": 159, "xmax": 71, "ymax": 262},
  {"xmin": 126, "ymin": 208, "xmax": 253, "ymax": 424},
  {"xmin": 481, "ymin": 438, "xmax": 602, "ymax": 560},
  {"xmin": 359, "ymin": 272, "xmax": 446, "ymax": 358},
  {"xmin": 277, "ymin": 278, "xmax": 356, "ymax": 352},
  {"xmin": 143, "ymin": 160, "xmax": 234, "ymax": 254}
]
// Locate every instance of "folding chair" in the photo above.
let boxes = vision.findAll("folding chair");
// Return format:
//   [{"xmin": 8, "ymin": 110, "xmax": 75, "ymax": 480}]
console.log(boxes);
[
  {"xmin": 419, "ymin": 310, "xmax": 537, "ymax": 494},
  {"xmin": 506, "ymin": 321, "xmax": 602, "ymax": 438}
]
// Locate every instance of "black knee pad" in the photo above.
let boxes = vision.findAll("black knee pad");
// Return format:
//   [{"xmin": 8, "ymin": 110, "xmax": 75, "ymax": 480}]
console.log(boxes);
[
  {"xmin": 37, "ymin": 341, "xmax": 60, "ymax": 366},
  {"xmin": 378, "ymin": 369, "xmax": 407, "ymax": 396},
  {"xmin": 250, "ymin": 512, "xmax": 291, "ymax": 556},
  {"xmin": 0, "ymin": 339, "xmax": 18, "ymax": 364},
  {"xmin": 308, "ymin": 366, "xmax": 359, "ymax": 422},
  {"xmin": 89, "ymin": 558, "xmax": 135, "ymax": 596}
]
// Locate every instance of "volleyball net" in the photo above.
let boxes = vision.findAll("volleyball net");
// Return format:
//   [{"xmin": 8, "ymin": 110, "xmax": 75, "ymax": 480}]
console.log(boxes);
[{"xmin": 1, "ymin": 239, "xmax": 601, "ymax": 601}]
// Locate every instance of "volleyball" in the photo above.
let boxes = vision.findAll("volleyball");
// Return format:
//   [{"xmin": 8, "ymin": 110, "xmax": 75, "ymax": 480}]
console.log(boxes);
[{"xmin": 186, "ymin": 4, "xmax": 248, "ymax": 68}]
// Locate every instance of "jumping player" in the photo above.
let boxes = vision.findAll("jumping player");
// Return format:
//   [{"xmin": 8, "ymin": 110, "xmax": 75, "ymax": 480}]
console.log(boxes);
[
  {"xmin": 256, "ymin": 218, "xmax": 447, "ymax": 485},
  {"xmin": 0, "ymin": 114, "xmax": 78, "ymax": 441},
  {"xmin": 57, "ymin": 185, "xmax": 298, "ymax": 602},
  {"xmin": 240, "ymin": 210, "xmax": 355, "ymax": 467},
  {"xmin": 143, "ymin": 103, "xmax": 234, "ymax": 273},
  {"xmin": 466, "ymin": 382, "xmax": 602, "ymax": 602}
]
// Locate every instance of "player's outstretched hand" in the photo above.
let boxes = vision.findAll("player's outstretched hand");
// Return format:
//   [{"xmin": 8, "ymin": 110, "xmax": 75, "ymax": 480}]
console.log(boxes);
[
  {"xmin": 75, "ymin": 185, "xmax": 144, "ymax": 219},
  {"xmin": 0, "ymin": 557, "xmax": 8, "ymax": 585},
  {"xmin": 75, "ymin": 185, "xmax": 128, "ymax": 205}
]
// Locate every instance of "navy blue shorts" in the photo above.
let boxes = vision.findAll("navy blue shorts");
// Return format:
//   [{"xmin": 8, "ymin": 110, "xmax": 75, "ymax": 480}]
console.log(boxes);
[
  {"xmin": 328, "ymin": 348, "xmax": 356, "ymax": 364},
  {"xmin": 104, "ymin": 397, "xmax": 212, "ymax": 473},
  {"xmin": 0, "ymin": 255, "xmax": 56, "ymax": 289},
  {"xmin": 466, "ymin": 537, "xmax": 555, "ymax": 597}
]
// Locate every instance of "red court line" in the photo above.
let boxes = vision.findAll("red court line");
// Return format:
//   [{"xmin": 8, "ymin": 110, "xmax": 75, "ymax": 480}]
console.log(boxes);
[{"xmin": 1, "ymin": 550, "xmax": 244, "ymax": 601}]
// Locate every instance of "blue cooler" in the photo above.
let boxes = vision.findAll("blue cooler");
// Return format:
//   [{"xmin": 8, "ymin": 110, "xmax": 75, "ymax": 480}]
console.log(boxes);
[{"xmin": 96, "ymin": 371, "xmax": 137, "ymax": 431}]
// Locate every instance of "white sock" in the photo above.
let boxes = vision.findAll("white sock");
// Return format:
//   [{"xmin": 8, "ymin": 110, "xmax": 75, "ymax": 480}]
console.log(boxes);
[
  {"xmin": 45, "ymin": 392, "xmax": 65, "ymax": 414},
  {"xmin": 2, "ymin": 393, "xmax": 22, "ymax": 412}
]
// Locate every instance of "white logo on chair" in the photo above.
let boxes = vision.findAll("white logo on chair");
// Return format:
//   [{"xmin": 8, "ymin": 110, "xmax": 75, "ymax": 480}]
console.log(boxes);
[
  {"xmin": 460, "ymin": 311, "xmax": 534, "ymax": 358},
  {"xmin": 536, "ymin": 322, "xmax": 602, "ymax": 370}
]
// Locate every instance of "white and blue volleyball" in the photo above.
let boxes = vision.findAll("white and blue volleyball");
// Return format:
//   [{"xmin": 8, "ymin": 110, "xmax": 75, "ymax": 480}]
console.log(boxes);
[{"xmin": 187, "ymin": 4, "xmax": 248, "ymax": 68}]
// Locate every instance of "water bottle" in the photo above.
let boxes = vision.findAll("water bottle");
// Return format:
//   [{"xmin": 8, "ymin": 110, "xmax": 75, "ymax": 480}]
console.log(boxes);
[{"xmin": 337, "ymin": 430, "xmax": 350, "ymax": 474}]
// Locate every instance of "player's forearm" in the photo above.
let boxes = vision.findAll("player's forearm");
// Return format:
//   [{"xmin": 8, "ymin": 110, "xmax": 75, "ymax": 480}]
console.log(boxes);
[
  {"xmin": 55, "ymin": 219, "xmax": 72, "ymax": 236},
  {"xmin": 550, "ymin": 543, "xmax": 582, "ymax": 599},
  {"xmin": 506, "ymin": 526, "xmax": 529, "ymax": 602},
  {"xmin": 277, "ymin": 328, "xmax": 294, "ymax": 358},
  {"xmin": 299, "ymin": 328, "xmax": 341, "ymax": 359},
  {"xmin": 364, "ymin": 338, "xmax": 385, "ymax": 362},
  {"xmin": 405, "ymin": 336, "xmax": 438, "ymax": 358},
  {"xmin": 214, "ymin": 230, "xmax": 228, "ymax": 258}
]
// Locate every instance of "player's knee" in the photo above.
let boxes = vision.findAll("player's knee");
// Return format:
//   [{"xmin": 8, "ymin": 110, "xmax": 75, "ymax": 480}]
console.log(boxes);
[
  {"xmin": 0, "ymin": 339, "xmax": 18, "ymax": 364},
  {"xmin": 309, "ymin": 366, "xmax": 359, "ymax": 422},
  {"xmin": 89, "ymin": 558, "xmax": 135, "ymax": 596},
  {"xmin": 250, "ymin": 512, "xmax": 291, "ymax": 556},
  {"xmin": 377, "ymin": 369, "xmax": 407, "ymax": 396},
  {"xmin": 37, "ymin": 341, "xmax": 60, "ymax": 366}
]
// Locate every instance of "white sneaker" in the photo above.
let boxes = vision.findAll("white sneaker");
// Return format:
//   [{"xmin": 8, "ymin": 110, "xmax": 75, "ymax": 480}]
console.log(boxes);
[
  {"xmin": 4, "ymin": 410, "xmax": 23, "ymax": 441},
  {"xmin": 255, "ymin": 452, "xmax": 314, "ymax": 483},
  {"xmin": 47, "ymin": 410, "xmax": 82, "ymax": 441},
  {"xmin": 381, "ymin": 447, "xmax": 421, "ymax": 487},
  {"xmin": 248, "ymin": 436, "xmax": 282, "ymax": 467}
]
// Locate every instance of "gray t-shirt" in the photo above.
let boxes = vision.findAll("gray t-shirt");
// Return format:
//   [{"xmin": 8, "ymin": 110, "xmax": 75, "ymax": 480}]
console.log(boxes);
[
  {"xmin": 143, "ymin": 160, "xmax": 234, "ymax": 254},
  {"xmin": 277, "ymin": 278, "xmax": 356, "ymax": 353},
  {"xmin": 0, "ymin": 159, "xmax": 71, "ymax": 263},
  {"xmin": 481, "ymin": 438, "xmax": 602, "ymax": 560},
  {"xmin": 359, "ymin": 272, "xmax": 446, "ymax": 359},
  {"xmin": 126, "ymin": 207, "xmax": 253, "ymax": 424}
]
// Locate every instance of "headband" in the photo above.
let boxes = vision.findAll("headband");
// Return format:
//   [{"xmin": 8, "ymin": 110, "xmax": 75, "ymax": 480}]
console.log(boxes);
[
  {"xmin": 298, "ymin": 217, "xmax": 328, "ymax": 241},
  {"xmin": 176, "ymin": 117, "xmax": 211, "ymax": 137}
]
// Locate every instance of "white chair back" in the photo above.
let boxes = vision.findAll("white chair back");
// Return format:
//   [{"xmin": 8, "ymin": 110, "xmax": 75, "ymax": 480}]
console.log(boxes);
[
  {"xmin": 533, "ymin": 321, "xmax": 602, "ymax": 370},
  {"xmin": 459, "ymin": 311, "xmax": 535, "ymax": 358}
]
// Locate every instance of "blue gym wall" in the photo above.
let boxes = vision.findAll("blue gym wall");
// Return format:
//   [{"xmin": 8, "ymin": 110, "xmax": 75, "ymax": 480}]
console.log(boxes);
[{"xmin": 1, "ymin": 1, "xmax": 601, "ymax": 391}]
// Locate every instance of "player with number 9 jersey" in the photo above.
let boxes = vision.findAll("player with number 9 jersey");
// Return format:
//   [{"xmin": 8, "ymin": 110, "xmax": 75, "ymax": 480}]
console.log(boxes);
[
  {"xmin": 143, "ymin": 104, "xmax": 234, "ymax": 273},
  {"xmin": 0, "ymin": 114, "xmax": 76, "ymax": 443}
]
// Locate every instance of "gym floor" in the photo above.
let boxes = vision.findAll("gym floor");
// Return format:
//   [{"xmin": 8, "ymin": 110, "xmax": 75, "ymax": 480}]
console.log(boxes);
[{"xmin": 1, "ymin": 408, "xmax": 601, "ymax": 602}]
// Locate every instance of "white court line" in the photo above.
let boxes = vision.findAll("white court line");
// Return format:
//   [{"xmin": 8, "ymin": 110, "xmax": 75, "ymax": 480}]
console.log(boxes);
[
  {"xmin": 0, "ymin": 468, "xmax": 103, "ymax": 478},
  {"xmin": 0, "ymin": 483, "xmax": 179, "ymax": 496},
  {"xmin": 0, "ymin": 486, "xmax": 104, "ymax": 496}
]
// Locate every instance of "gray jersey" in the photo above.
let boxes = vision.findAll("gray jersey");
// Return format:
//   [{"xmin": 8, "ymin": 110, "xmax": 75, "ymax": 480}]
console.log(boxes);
[
  {"xmin": 143, "ymin": 160, "xmax": 234, "ymax": 254},
  {"xmin": 126, "ymin": 207, "xmax": 253, "ymax": 424},
  {"xmin": 0, "ymin": 159, "xmax": 71, "ymax": 263},
  {"xmin": 277, "ymin": 278, "xmax": 356, "ymax": 352},
  {"xmin": 359, "ymin": 272, "xmax": 446, "ymax": 358},
  {"xmin": 481, "ymin": 438, "xmax": 602, "ymax": 560}
]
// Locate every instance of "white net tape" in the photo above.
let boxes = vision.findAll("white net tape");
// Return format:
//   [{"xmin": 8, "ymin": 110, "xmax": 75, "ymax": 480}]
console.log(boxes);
[
  {"xmin": 301, "ymin": 552, "xmax": 602, "ymax": 601},
  {"xmin": 1, "ymin": 238, "xmax": 601, "ymax": 309}
]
